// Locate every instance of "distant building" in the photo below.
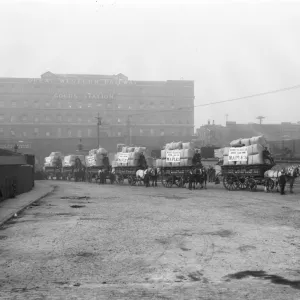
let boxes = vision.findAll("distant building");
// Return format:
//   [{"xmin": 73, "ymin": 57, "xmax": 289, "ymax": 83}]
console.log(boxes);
[
  {"xmin": 195, "ymin": 121, "xmax": 300, "ymax": 156},
  {"xmin": 0, "ymin": 72, "xmax": 195, "ymax": 161}
]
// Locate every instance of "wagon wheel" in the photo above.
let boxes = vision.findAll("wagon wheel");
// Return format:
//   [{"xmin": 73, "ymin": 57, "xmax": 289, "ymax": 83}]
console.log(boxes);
[
  {"xmin": 238, "ymin": 177, "xmax": 248, "ymax": 190},
  {"xmin": 117, "ymin": 174, "xmax": 124, "ymax": 184},
  {"xmin": 223, "ymin": 174, "xmax": 239, "ymax": 191},
  {"xmin": 160, "ymin": 171, "xmax": 168, "ymax": 187},
  {"xmin": 128, "ymin": 176, "xmax": 136, "ymax": 186},
  {"xmin": 246, "ymin": 178, "xmax": 257, "ymax": 191},
  {"xmin": 214, "ymin": 173, "xmax": 222, "ymax": 184},
  {"xmin": 264, "ymin": 177, "xmax": 275, "ymax": 192}
]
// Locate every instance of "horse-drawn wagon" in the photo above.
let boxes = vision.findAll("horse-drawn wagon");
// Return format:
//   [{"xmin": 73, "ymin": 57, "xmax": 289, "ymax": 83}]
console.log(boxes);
[
  {"xmin": 215, "ymin": 136, "xmax": 275, "ymax": 191},
  {"xmin": 85, "ymin": 148, "xmax": 111, "ymax": 183},
  {"xmin": 112, "ymin": 146, "xmax": 151, "ymax": 186},
  {"xmin": 156, "ymin": 141, "xmax": 206, "ymax": 188},
  {"xmin": 62, "ymin": 155, "xmax": 86, "ymax": 182},
  {"xmin": 43, "ymin": 152, "xmax": 63, "ymax": 180}
]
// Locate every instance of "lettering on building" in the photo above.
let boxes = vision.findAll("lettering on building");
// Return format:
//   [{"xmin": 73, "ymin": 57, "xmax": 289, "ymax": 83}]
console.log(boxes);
[{"xmin": 28, "ymin": 78, "xmax": 136, "ymax": 85}]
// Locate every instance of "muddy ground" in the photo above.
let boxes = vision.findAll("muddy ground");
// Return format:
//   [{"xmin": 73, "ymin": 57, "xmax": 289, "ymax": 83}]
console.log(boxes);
[{"xmin": 0, "ymin": 181, "xmax": 299, "ymax": 299}]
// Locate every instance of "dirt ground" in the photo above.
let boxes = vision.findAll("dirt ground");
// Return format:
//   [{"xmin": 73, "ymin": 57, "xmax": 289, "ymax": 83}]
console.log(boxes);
[{"xmin": 0, "ymin": 181, "xmax": 299, "ymax": 300}]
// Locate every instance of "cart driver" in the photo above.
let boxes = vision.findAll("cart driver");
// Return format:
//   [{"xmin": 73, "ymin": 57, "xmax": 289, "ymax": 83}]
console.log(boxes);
[{"xmin": 263, "ymin": 147, "xmax": 274, "ymax": 164}]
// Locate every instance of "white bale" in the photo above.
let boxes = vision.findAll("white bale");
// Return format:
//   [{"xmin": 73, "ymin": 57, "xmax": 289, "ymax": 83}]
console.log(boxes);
[
  {"xmin": 183, "ymin": 149, "xmax": 195, "ymax": 159},
  {"xmin": 134, "ymin": 147, "xmax": 147, "ymax": 153},
  {"xmin": 214, "ymin": 148, "xmax": 223, "ymax": 159},
  {"xmin": 248, "ymin": 153, "xmax": 264, "ymax": 165},
  {"xmin": 180, "ymin": 158, "xmax": 192, "ymax": 167},
  {"xmin": 165, "ymin": 142, "xmax": 183, "ymax": 150},
  {"xmin": 127, "ymin": 159, "xmax": 139, "ymax": 167},
  {"xmin": 128, "ymin": 152, "xmax": 140, "ymax": 160},
  {"xmin": 172, "ymin": 161, "xmax": 180, "ymax": 167},
  {"xmin": 128, "ymin": 147, "xmax": 135, "ymax": 152},
  {"xmin": 247, "ymin": 144, "xmax": 264, "ymax": 155},
  {"xmin": 250, "ymin": 135, "xmax": 267, "ymax": 147},
  {"xmin": 161, "ymin": 150, "xmax": 166, "ymax": 159},
  {"xmin": 155, "ymin": 159, "xmax": 162, "ymax": 168},
  {"xmin": 236, "ymin": 160, "xmax": 248, "ymax": 165},
  {"xmin": 223, "ymin": 147, "xmax": 230, "ymax": 156},
  {"xmin": 49, "ymin": 152, "xmax": 63, "ymax": 157},
  {"xmin": 89, "ymin": 149, "xmax": 98, "ymax": 156},
  {"xmin": 122, "ymin": 147, "xmax": 128, "ymax": 153},
  {"xmin": 241, "ymin": 138, "xmax": 251, "ymax": 146},
  {"xmin": 182, "ymin": 142, "xmax": 195, "ymax": 149},
  {"xmin": 112, "ymin": 161, "xmax": 118, "ymax": 168},
  {"xmin": 97, "ymin": 148, "xmax": 108, "ymax": 155},
  {"xmin": 230, "ymin": 139, "xmax": 242, "ymax": 147}
]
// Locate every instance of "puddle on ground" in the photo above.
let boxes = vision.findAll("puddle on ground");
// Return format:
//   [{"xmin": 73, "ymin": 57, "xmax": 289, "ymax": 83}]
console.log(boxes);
[
  {"xmin": 70, "ymin": 205, "xmax": 85, "ymax": 208},
  {"xmin": 225, "ymin": 270, "xmax": 300, "ymax": 290}
]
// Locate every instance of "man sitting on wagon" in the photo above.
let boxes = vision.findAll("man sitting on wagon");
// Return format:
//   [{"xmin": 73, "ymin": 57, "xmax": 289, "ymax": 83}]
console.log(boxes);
[
  {"xmin": 192, "ymin": 149, "xmax": 202, "ymax": 167},
  {"xmin": 262, "ymin": 147, "xmax": 274, "ymax": 165}
]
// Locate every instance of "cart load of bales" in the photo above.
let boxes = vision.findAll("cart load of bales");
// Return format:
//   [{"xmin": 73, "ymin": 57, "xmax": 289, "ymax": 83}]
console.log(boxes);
[
  {"xmin": 112, "ymin": 145, "xmax": 152, "ymax": 168},
  {"xmin": 155, "ymin": 141, "xmax": 201, "ymax": 167},
  {"xmin": 44, "ymin": 152, "xmax": 64, "ymax": 167},
  {"xmin": 85, "ymin": 147, "xmax": 109, "ymax": 167},
  {"xmin": 217, "ymin": 135, "xmax": 274, "ymax": 166},
  {"xmin": 63, "ymin": 155, "xmax": 86, "ymax": 167}
]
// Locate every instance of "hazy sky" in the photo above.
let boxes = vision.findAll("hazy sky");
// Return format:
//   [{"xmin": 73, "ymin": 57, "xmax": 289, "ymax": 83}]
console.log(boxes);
[{"xmin": 1, "ymin": 0, "xmax": 300, "ymax": 129}]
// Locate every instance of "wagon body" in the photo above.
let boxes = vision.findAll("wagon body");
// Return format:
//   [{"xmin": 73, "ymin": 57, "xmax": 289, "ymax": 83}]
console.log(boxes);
[
  {"xmin": 220, "ymin": 163, "xmax": 275, "ymax": 191},
  {"xmin": 43, "ymin": 166, "xmax": 62, "ymax": 180},
  {"xmin": 113, "ymin": 166, "xmax": 141, "ymax": 185}
]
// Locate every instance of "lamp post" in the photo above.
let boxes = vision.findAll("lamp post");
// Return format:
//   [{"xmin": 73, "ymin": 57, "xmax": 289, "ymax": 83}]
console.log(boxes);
[{"xmin": 95, "ymin": 113, "xmax": 102, "ymax": 148}]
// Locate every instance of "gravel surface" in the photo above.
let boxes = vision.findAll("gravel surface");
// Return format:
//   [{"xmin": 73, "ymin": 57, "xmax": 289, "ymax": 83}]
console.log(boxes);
[{"xmin": 0, "ymin": 181, "xmax": 300, "ymax": 300}]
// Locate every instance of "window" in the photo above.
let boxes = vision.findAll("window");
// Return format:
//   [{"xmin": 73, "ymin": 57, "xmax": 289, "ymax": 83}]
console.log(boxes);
[
  {"xmin": 57, "ymin": 114, "xmax": 62, "ymax": 122},
  {"xmin": 139, "ymin": 101, "xmax": 144, "ymax": 109},
  {"xmin": 21, "ymin": 114, "xmax": 28, "ymax": 122},
  {"xmin": 160, "ymin": 129, "xmax": 164, "ymax": 136},
  {"xmin": 88, "ymin": 128, "xmax": 92, "ymax": 137},
  {"xmin": 10, "ymin": 115, "xmax": 16, "ymax": 123},
  {"xmin": 88, "ymin": 102, "xmax": 92, "ymax": 108},
  {"xmin": 171, "ymin": 100, "xmax": 175, "ymax": 109},
  {"xmin": 128, "ymin": 104, "xmax": 132, "ymax": 110},
  {"xmin": 117, "ymin": 131, "xmax": 121, "ymax": 137},
  {"xmin": 67, "ymin": 129, "xmax": 72, "ymax": 137},
  {"xmin": 34, "ymin": 128, "xmax": 39, "ymax": 137},
  {"xmin": 0, "ymin": 128, "xmax": 4, "ymax": 135},
  {"xmin": 97, "ymin": 101, "xmax": 102, "ymax": 108},
  {"xmin": 117, "ymin": 104, "xmax": 122, "ymax": 109},
  {"xmin": 33, "ymin": 100, "xmax": 39, "ymax": 108},
  {"xmin": 45, "ymin": 115, "xmax": 51, "ymax": 122},
  {"xmin": 57, "ymin": 102, "xmax": 62, "ymax": 109},
  {"xmin": 78, "ymin": 102, "xmax": 82, "ymax": 108},
  {"xmin": 150, "ymin": 101, "xmax": 154, "ymax": 109},
  {"xmin": 24, "ymin": 100, "xmax": 28, "ymax": 107},
  {"xmin": 57, "ymin": 128, "xmax": 62, "ymax": 137},
  {"xmin": 77, "ymin": 116, "xmax": 82, "ymax": 123},
  {"xmin": 45, "ymin": 101, "xmax": 50, "ymax": 107},
  {"xmin": 0, "ymin": 100, "xmax": 4, "ymax": 107},
  {"xmin": 106, "ymin": 100, "xmax": 112, "ymax": 109},
  {"xmin": 150, "ymin": 128, "xmax": 154, "ymax": 136},
  {"xmin": 34, "ymin": 116, "xmax": 39, "ymax": 123},
  {"xmin": 160, "ymin": 100, "xmax": 164, "ymax": 108},
  {"xmin": 68, "ymin": 101, "xmax": 72, "ymax": 108},
  {"xmin": 117, "ymin": 118, "xmax": 121, "ymax": 124},
  {"xmin": 23, "ymin": 131, "xmax": 27, "ymax": 137},
  {"xmin": 77, "ymin": 130, "xmax": 82, "ymax": 138},
  {"xmin": 67, "ymin": 115, "xmax": 72, "ymax": 123},
  {"xmin": 87, "ymin": 117, "xmax": 92, "ymax": 123},
  {"xmin": 140, "ymin": 129, "xmax": 144, "ymax": 136},
  {"xmin": 10, "ymin": 129, "xmax": 15, "ymax": 136},
  {"xmin": 0, "ymin": 114, "xmax": 4, "ymax": 122},
  {"xmin": 46, "ymin": 132, "xmax": 51, "ymax": 137}
]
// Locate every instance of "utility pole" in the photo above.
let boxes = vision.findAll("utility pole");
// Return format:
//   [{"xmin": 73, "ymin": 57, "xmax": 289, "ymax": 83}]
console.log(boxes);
[
  {"xmin": 127, "ymin": 115, "xmax": 132, "ymax": 146},
  {"xmin": 95, "ymin": 113, "xmax": 102, "ymax": 148},
  {"xmin": 256, "ymin": 116, "xmax": 265, "ymax": 125}
]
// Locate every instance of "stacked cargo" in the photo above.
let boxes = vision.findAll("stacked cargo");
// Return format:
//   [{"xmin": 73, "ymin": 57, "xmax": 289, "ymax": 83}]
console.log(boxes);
[
  {"xmin": 221, "ymin": 135, "xmax": 272, "ymax": 166},
  {"xmin": 156, "ymin": 141, "xmax": 197, "ymax": 167},
  {"xmin": 112, "ymin": 146, "xmax": 149, "ymax": 167},
  {"xmin": 85, "ymin": 148, "xmax": 108, "ymax": 167},
  {"xmin": 63, "ymin": 155, "xmax": 86, "ymax": 167},
  {"xmin": 44, "ymin": 152, "xmax": 64, "ymax": 167}
]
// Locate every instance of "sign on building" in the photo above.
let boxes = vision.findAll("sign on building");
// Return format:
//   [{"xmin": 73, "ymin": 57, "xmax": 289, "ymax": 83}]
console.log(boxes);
[{"xmin": 228, "ymin": 147, "xmax": 248, "ymax": 162}]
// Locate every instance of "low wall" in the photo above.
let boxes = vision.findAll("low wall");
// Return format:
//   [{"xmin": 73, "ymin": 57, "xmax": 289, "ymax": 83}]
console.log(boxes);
[{"xmin": 0, "ymin": 165, "xmax": 34, "ymax": 201}]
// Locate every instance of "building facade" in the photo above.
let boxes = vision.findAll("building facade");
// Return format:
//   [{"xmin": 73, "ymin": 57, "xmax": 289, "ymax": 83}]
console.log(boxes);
[{"xmin": 0, "ymin": 72, "xmax": 194, "ymax": 162}]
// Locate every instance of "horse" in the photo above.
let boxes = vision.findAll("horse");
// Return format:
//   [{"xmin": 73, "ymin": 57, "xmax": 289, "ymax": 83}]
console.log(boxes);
[
  {"xmin": 73, "ymin": 157, "xmax": 85, "ymax": 182},
  {"xmin": 98, "ymin": 169, "xmax": 107, "ymax": 184},
  {"xmin": 136, "ymin": 168, "xmax": 151, "ymax": 187},
  {"xmin": 147, "ymin": 167, "xmax": 159, "ymax": 187},
  {"xmin": 187, "ymin": 167, "xmax": 207, "ymax": 190},
  {"xmin": 275, "ymin": 165, "xmax": 300, "ymax": 194}
]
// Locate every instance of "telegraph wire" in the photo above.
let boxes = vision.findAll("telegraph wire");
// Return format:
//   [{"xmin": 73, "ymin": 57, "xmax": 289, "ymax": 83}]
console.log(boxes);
[{"xmin": 125, "ymin": 83, "xmax": 300, "ymax": 119}]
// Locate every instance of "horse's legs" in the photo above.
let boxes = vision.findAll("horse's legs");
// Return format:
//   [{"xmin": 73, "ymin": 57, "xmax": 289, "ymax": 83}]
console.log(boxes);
[{"xmin": 289, "ymin": 178, "xmax": 294, "ymax": 193}]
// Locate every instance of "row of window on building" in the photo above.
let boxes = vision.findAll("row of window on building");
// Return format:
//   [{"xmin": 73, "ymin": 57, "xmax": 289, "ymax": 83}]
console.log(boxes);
[
  {"xmin": 0, "ymin": 127, "xmax": 192, "ymax": 138},
  {"xmin": 0, "ymin": 113, "xmax": 191, "ymax": 125},
  {"xmin": 0, "ymin": 98, "xmax": 187, "ymax": 110}
]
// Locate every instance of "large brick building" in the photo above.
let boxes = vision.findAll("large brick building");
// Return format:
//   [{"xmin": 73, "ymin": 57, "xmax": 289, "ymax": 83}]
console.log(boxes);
[{"xmin": 0, "ymin": 72, "xmax": 194, "ymax": 162}]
